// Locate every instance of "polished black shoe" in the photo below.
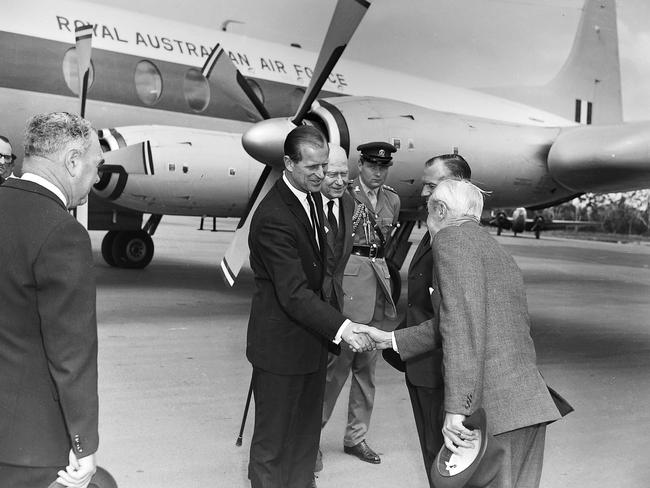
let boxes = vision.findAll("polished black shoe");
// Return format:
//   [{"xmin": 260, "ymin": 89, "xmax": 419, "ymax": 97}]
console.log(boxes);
[{"xmin": 343, "ymin": 440, "xmax": 381, "ymax": 464}]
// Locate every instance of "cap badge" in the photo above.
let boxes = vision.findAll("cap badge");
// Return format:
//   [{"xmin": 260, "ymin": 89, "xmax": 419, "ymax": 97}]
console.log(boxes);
[{"xmin": 378, "ymin": 149, "xmax": 385, "ymax": 157}]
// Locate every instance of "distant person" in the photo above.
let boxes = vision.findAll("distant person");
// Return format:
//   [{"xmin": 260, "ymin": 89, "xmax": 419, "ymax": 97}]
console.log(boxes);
[
  {"xmin": 382, "ymin": 154, "xmax": 471, "ymax": 483},
  {"xmin": 320, "ymin": 141, "xmax": 400, "ymax": 465},
  {"xmin": 0, "ymin": 135, "xmax": 16, "ymax": 184},
  {"xmin": 365, "ymin": 179, "xmax": 562, "ymax": 488},
  {"xmin": 0, "ymin": 113, "xmax": 104, "ymax": 488},
  {"xmin": 246, "ymin": 125, "xmax": 372, "ymax": 488}
]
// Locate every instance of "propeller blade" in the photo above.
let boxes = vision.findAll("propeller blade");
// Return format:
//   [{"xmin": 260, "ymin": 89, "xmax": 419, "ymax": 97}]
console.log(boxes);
[
  {"xmin": 203, "ymin": 43, "xmax": 270, "ymax": 121},
  {"xmin": 219, "ymin": 167, "xmax": 282, "ymax": 287},
  {"xmin": 292, "ymin": 0, "xmax": 370, "ymax": 125},
  {"xmin": 75, "ymin": 24, "xmax": 93, "ymax": 118}
]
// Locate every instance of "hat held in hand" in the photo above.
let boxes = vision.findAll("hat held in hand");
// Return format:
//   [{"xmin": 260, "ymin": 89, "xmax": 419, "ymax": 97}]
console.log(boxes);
[{"xmin": 431, "ymin": 408, "xmax": 505, "ymax": 488}]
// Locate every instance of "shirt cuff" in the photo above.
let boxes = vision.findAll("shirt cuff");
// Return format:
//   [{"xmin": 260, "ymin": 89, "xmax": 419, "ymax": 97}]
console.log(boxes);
[
  {"xmin": 391, "ymin": 331, "xmax": 399, "ymax": 353},
  {"xmin": 333, "ymin": 319, "xmax": 351, "ymax": 344}
]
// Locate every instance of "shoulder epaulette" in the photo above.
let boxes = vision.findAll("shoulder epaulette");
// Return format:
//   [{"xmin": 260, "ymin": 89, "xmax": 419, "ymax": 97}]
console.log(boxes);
[{"xmin": 382, "ymin": 184, "xmax": 397, "ymax": 194}]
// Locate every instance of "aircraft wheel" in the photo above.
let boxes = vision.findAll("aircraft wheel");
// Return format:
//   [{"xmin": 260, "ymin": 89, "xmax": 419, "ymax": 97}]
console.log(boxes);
[
  {"xmin": 111, "ymin": 230, "xmax": 154, "ymax": 269},
  {"xmin": 101, "ymin": 231, "xmax": 119, "ymax": 267},
  {"xmin": 387, "ymin": 260, "xmax": 402, "ymax": 303}
]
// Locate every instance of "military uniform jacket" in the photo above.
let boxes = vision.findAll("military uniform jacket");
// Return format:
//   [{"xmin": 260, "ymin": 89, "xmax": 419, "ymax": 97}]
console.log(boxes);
[
  {"xmin": 341, "ymin": 177, "xmax": 400, "ymax": 327},
  {"xmin": 247, "ymin": 178, "xmax": 347, "ymax": 375},
  {"xmin": 397, "ymin": 222, "xmax": 561, "ymax": 435},
  {"xmin": 0, "ymin": 179, "xmax": 99, "ymax": 466}
]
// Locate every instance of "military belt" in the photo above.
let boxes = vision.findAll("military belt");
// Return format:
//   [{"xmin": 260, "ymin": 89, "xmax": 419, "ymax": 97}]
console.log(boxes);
[{"xmin": 351, "ymin": 245, "xmax": 384, "ymax": 259}]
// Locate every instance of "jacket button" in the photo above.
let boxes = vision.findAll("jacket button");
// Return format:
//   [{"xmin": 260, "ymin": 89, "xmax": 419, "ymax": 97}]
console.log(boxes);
[{"xmin": 408, "ymin": 303, "xmax": 412, "ymax": 308}]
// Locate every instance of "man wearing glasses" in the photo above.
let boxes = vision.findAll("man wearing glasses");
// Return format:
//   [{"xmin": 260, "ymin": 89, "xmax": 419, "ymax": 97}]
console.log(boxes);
[
  {"xmin": 0, "ymin": 135, "xmax": 16, "ymax": 184},
  {"xmin": 319, "ymin": 141, "xmax": 400, "ymax": 467}
]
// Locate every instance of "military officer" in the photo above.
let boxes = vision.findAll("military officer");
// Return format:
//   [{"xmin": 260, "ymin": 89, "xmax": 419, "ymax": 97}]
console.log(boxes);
[{"xmin": 320, "ymin": 141, "xmax": 400, "ymax": 466}]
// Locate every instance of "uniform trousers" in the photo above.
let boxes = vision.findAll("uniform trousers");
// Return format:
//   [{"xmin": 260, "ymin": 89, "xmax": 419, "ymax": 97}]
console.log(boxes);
[
  {"xmin": 405, "ymin": 377, "xmax": 444, "ymax": 485},
  {"xmin": 321, "ymin": 348, "xmax": 379, "ymax": 446},
  {"xmin": 0, "ymin": 462, "xmax": 65, "ymax": 488},
  {"xmin": 248, "ymin": 364, "xmax": 326, "ymax": 488},
  {"xmin": 489, "ymin": 423, "xmax": 547, "ymax": 488}
]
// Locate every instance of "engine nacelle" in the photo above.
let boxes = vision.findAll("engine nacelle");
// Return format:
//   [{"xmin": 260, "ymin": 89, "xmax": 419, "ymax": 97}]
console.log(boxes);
[
  {"xmin": 308, "ymin": 97, "xmax": 572, "ymax": 210},
  {"xmin": 96, "ymin": 126, "xmax": 262, "ymax": 216}
]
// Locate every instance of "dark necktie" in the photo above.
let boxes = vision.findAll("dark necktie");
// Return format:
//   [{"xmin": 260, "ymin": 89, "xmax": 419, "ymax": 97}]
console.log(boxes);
[
  {"xmin": 327, "ymin": 200, "xmax": 338, "ymax": 237},
  {"xmin": 306, "ymin": 192, "xmax": 321, "ymax": 249}
]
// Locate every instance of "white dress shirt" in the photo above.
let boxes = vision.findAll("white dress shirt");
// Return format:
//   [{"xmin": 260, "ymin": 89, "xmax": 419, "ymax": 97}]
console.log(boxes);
[{"xmin": 21, "ymin": 173, "xmax": 67, "ymax": 207}]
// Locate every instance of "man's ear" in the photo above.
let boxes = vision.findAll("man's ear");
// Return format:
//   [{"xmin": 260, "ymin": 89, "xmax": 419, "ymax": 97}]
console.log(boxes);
[
  {"xmin": 438, "ymin": 201, "xmax": 448, "ymax": 220},
  {"xmin": 62, "ymin": 148, "xmax": 81, "ymax": 176},
  {"xmin": 284, "ymin": 155, "xmax": 294, "ymax": 173}
]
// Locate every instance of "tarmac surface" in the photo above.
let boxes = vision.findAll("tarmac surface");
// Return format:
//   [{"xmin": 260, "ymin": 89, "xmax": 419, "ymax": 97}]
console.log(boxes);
[{"xmin": 90, "ymin": 216, "xmax": 650, "ymax": 488}]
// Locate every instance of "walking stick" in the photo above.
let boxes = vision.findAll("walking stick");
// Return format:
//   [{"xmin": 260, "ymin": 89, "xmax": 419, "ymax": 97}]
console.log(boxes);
[{"xmin": 235, "ymin": 373, "xmax": 254, "ymax": 446}]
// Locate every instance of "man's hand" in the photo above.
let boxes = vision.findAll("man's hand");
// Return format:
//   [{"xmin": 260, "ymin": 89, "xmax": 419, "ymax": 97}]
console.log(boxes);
[
  {"xmin": 442, "ymin": 412, "xmax": 480, "ymax": 454},
  {"xmin": 356, "ymin": 325, "xmax": 393, "ymax": 350},
  {"xmin": 55, "ymin": 450, "xmax": 96, "ymax": 488},
  {"xmin": 341, "ymin": 322, "xmax": 374, "ymax": 352}
]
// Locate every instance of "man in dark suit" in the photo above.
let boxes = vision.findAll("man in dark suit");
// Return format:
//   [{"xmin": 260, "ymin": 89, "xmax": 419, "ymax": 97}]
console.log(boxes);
[
  {"xmin": 320, "ymin": 143, "xmax": 355, "ymax": 311},
  {"xmin": 368, "ymin": 179, "xmax": 562, "ymax": 488},
  {"xmin": 383, "ymin": 154, "xmax": 471, "ymax": 482},
  {"xmin": 0, "ymin": 112, "xmax": 104, "ymax": 488},
  {"xmin": 246, "ymin": 126, "xmax": 371, "ymax": 488}
]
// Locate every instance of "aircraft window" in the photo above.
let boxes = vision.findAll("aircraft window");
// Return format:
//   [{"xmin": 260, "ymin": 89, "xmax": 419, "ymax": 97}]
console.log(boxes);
[
  {"xmin": 290, "ymin": 87, "xmax": 305, "ymax": 113},
  {"xmin": 62, "ymin": 48, "xmax": 95, "ymax": 96},
  {"xmin": 183, "ymin": 69, "xmax": 210, "ymax": 112},
  {"xmin": 247, "ymin": 79, "xmax": 265, "ymax": 105},
  {"xmin": 134, "ymin": 61, "xmax": 163, "ymax": 105}
]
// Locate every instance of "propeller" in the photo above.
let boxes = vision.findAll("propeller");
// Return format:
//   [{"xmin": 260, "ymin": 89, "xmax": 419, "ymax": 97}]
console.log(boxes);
[
  {"xmin": 218, "ymin": 0, "xmax": 370, "ymax": 287},
  {"xmin": 242, "ymin": 0, "xmax": 370, "ymax": 166},
  {"xmin": 75, "ymin": 24, "xmax": 93, "ymax": 118}
]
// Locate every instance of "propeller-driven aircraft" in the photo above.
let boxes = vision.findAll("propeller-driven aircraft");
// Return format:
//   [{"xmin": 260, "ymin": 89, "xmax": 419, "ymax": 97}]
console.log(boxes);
[
  {"xmin": 1, "ymin": 0, "xmax": 648, "ymax": 287},
  {"xmin": 487, "ymin": 207, "xmax": 599, "ymax": 239}
]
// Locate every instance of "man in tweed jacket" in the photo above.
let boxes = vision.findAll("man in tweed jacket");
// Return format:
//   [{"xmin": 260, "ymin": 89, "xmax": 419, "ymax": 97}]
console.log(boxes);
[{"xmin": 365, "ymin": 179, "xmax": 561, "ymax": 488}]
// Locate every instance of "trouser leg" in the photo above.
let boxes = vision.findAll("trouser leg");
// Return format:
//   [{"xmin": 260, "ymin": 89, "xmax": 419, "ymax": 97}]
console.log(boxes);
[
  {"xmin": 344, "ymin": 349, "xmax": 379, "ymax": 446},
  {"xmin": 249, "ymin": 366, "xmax": 326, "ymax": 488},
  {"xmin": 489, "ymin": 423, "xmax": 547, "ymax": 488},
  {"xmin": 406, "ymin": 378, "xmax": 444, "ymax": 484},
  {"xmin": 321, "ymin": 348, "xmax": 354, "ymax": 428}
]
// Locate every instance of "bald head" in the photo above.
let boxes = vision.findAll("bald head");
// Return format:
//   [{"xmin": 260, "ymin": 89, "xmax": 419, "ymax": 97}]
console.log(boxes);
[{"xmin": 321, "ymin": 143, "xmax": 349, "ymax": 200}]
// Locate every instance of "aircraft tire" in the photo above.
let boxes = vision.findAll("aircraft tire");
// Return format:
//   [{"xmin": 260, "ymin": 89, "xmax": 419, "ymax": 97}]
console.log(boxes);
[
  {"xmin": 101, "ymin": 231, "xmax": 119, "ymax": 267},
  {"xmin": 387, "ymin": 260, "xmax": 402, "ymax": 303},
  {"xmin": 111, "ymin": 230, "xmax": 154, "ymax": 269}
]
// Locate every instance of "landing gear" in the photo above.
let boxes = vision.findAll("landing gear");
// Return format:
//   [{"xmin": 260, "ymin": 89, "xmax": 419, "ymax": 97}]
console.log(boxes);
[
  {"xmin": 101, "ymin": 230, "xmax": 154, "ymax": 268},
  {"xmin": 100, "ymin": 214, "xmax": 162, "ymax": 269}
]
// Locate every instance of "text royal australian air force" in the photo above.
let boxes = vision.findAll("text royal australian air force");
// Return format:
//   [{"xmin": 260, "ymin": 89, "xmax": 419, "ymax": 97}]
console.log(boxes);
[{"xmin": 2, "ymin": 0, "xmax": 350, "ymax": 92}]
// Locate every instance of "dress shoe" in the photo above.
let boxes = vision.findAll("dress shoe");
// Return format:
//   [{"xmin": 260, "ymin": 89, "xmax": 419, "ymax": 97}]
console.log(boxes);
[
  {"xmin": 314, "ymin": 448, "xmax": 323, "ymax": 472},
  {"xmin": 343, "ymin": 440, "xmax": 381, "ymax": 464}
]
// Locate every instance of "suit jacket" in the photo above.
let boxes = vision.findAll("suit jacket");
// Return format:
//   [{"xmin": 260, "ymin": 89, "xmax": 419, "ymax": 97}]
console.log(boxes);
[
  {"xmin": 397, "ymin": 222, "xmax": 560, "ymax": 435},
  {"xmin": 394, "ymin": 232, "xmax": 442, "ymax": 389},
  {"xmin": 341, "ymin": 177, "xmax": 399, "ymax": 326},
  {"xmin": 247, "ymin": 177, "xmax": 347, "ymax": 375},
  {"xmin": 0, "ymin": 179, "xmax": 99, "ymax": 467},
  {"xmin": 321, "ymin": 192, "xmax": 355, "ymax": 311}
]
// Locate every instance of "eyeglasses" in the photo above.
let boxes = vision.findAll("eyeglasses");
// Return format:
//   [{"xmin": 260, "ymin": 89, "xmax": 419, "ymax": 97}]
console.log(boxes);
[
  {"xmin": 325, "ymin": 171, "xmax": 349, "ymax": 180},
  {"xmin": 0, "ymin": 154, "xmax": 16, "ymax": 162}
]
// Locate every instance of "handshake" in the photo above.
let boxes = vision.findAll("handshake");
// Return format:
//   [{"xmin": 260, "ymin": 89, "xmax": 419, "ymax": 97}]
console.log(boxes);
[{"xmin": 340, "ymin": 322, "xmax": 394, "ymax": 353}]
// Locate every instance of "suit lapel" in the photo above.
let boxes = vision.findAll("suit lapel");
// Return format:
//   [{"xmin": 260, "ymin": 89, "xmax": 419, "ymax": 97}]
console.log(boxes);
[
  {"xmin": 277, "ymin": 178, "xmax": 322, "ymax": 258},
  {"xmin": 410, "ymin": 232, "xmax": 431, "ymax": 269}
]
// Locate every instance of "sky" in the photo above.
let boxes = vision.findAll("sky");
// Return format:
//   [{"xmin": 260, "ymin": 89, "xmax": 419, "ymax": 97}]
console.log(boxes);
[{"xmin": 99, "ymin": 0, "xmax": 649, "ymax": 121}]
